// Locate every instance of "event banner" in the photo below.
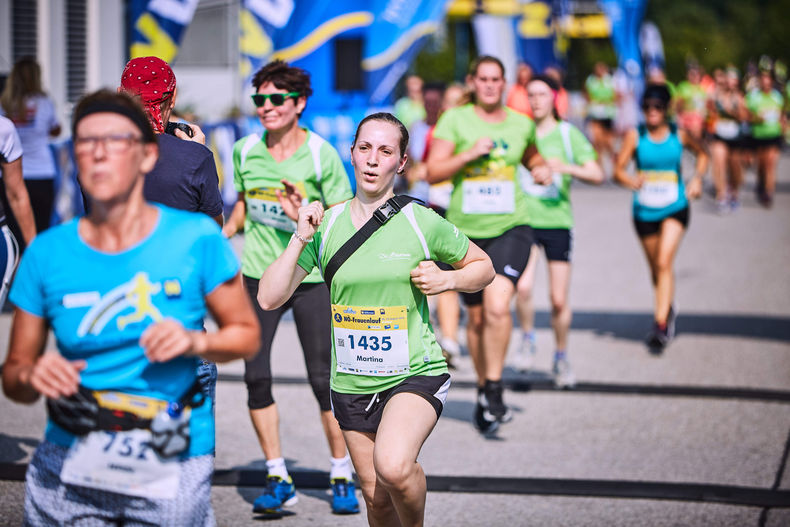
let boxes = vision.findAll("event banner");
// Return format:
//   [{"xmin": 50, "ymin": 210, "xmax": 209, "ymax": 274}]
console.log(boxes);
[
  {"xmin": 128, "ymin": 0, "xmax": 200, "ymax": 61},
  {"xmin": 599, "ymin": 0, "xmax": 647, "ymax": 89},
  {"xmin": 363, "ymin": 0, "xmax": 449, "ymax": 105},
  {"xmin": 514, "ymin": 0, "xmax": 558, "ymax": 74}
]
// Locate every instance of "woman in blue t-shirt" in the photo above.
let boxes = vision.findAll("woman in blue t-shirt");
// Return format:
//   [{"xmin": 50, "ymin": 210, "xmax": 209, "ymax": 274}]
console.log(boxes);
[
  {"xmin": 614, "ymin": 84, "xmax": 708, "ymax": 352},
  {"xmin": 1, "ymin": 90, "xmax": 259, "ymax": 525}
]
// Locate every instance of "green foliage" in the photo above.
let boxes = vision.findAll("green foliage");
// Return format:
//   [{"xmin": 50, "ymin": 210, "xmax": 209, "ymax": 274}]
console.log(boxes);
[{"xmin": 646, "ymin": 0, "xmax": 790, "ymax": 82}]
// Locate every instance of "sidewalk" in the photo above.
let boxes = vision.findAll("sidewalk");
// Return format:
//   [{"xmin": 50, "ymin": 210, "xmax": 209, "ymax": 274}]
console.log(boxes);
[{"xmin": 1, "ymin": 156, "xmax": 789, "ymax": 526}]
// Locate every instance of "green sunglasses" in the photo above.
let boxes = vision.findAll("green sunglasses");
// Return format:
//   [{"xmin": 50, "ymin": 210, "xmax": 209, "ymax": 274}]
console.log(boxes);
[{"xmin": 251, "ymin": 92, "xmax": 301, "ymax": 107}]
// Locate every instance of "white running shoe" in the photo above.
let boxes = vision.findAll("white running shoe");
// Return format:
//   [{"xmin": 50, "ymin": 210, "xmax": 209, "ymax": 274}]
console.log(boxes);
[
  {"xmin": 552, "ymin": 357, "xmax": 577, "ymax": 389},
  {"xmin": 512, "ymin": 333, "xmax": 537, "ymax": 373}
]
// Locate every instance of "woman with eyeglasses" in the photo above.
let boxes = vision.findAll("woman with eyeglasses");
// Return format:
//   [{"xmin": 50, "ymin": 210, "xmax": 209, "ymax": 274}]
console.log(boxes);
[
  {"xmin": 614, "ymin": 83, "xmax": 708, "ymax": 352},
  {"xmin": 2, "ymin": 90, "xmax": 258, "ymax": 525},
  {"xmin": 222, "ymin": 60, "xmax": 359, "ymax": 515}
]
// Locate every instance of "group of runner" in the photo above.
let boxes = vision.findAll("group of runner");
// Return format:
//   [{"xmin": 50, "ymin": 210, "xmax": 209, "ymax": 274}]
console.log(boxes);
[{"xmin": 0, "ymin": 50, "xmax": 778, "ymax": 526}]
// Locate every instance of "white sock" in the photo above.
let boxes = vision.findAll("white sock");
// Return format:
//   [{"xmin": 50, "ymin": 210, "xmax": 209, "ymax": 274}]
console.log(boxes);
[
  {"xmin": 266, "ymin": 457, "xmax": 289, "ymax": 479},
  {"xmin": 329, "ymin": 455, "xmax": 353, "ymax": 481}
]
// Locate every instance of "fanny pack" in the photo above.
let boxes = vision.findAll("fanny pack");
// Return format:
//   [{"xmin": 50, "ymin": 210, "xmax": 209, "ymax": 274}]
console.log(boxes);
[{"xmin": 47, "ymin": 380, "xmax": 205, "ymax": 457}]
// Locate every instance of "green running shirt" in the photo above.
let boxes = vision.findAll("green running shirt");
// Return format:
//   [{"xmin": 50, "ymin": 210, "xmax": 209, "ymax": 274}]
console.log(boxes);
[
  {"xmin": 433, "ymin": 104, "xmax": 536, "ymax": 239},
  {"xmin": 746, "ymin": 89, "xmax": 784, "ymax": 139},
  {"xmin": 521, "ymin": 122, "xmax": 596, "ymax": 229},
  {"xmin": 297, "ymin": 202, "xmax": 469, "ymax": 394},
  {"xmin": 233, "ymin": 129, "xmax": 353, "ymax": 281}
]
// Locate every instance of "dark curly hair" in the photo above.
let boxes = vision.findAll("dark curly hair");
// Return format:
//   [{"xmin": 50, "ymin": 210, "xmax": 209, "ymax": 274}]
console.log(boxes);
[{"xmin": 252, "ymin": 60, "xmax": 313, "ymax": 115}]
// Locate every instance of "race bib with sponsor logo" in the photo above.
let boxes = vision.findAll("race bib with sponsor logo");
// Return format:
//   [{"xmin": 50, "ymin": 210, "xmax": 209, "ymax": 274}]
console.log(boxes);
[
  {"xmin": 637, "ymin": 170, "xmax": 679, "ymax": 208},
  {"xmin": 331, "ymin": 304, "xmax": 409, "ymax": 376}
]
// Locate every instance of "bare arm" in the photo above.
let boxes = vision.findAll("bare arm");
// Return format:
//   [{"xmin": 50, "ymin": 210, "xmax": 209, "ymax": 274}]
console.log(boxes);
[
  {"xmin": 2, "ymin": 309, "xmax": 85, "ymax": 403},
  {"xmin": 221, "ymin": 193, "xmax": 246, "ymax": 237},
  {"xmin": 257, "ymin": 201, "xmax": 323, "ymax": 310},
  {"xmin": 2, "ymin": 157, "xmax": 36, "ymax": 244},
  {"xmin": 425, "ymin": 137, "xmax": 492, "ymax": 184},
  {"xmin": 521, "ymin": 144, "xmax": 553, "ymax": 185},
  {"xmin": 212, "ymin": 213, "xmax": 224, "ymax": 227},
  {"xmin": 613, "ymin": 129, "xmax": 642, "ymax": 190},
  {"xmin": 678, "ymin": 129, "xmax": 709, "ymax": 199},
  {"xmin": 546, "ymin": 158, "xmax": 604, "ymax": 185},
  {"xmin": 140, "ymin": 273, "xmax": 260, "ymax": 363},
  {"xmin": 409, "ymin": 241, "xmax": 494, "ymax": 295}
]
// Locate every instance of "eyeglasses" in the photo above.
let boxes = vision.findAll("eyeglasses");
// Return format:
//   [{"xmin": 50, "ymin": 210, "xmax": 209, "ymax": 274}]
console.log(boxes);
[
  {"xmin": 642, "ymin": 102, "xmax": 667, "ymax": 112},
  {"xmin": 73, "ymin": 134, "xmax": 144, "ymax": 156},
  {"xmin": 251, "ymin": 92, "xmax": 301, "ymax": 107}
]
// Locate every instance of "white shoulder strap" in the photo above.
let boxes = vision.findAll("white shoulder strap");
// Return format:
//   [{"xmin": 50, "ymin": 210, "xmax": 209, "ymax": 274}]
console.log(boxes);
[
  {"xmin": 307, "ymin": 132, "xmax": 326, "ymax": 183},
  {"xmin": 559, "ymin": 122, "xmax": 574, "ymax": 163},
  {"xmin": 401, "ymin": 203, "xmax": 430, "ymax": 260},
  {"xmin": 318, "ymin": 202, "xmax": 347, "ymax": 275},
  {"xmin": 239, "ymin": 133, "xmax": 262, "ymax": 172}
]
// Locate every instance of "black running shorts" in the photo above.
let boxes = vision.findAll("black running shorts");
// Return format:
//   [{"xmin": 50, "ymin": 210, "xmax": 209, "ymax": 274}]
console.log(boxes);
[
  {"xmin": 633, "ymin": 207, "xmax": 690, "ymax": 238},
  {"xmin": 532, "ymin": 228, "xmax": 572, "ymax": 262},
  {"xmin": 460, "ymin": 225, "xmax": 533, "ymax": 306},
  {"xmin": 330, "ymin": 373, "xmax": 451, "ymax": 433}
]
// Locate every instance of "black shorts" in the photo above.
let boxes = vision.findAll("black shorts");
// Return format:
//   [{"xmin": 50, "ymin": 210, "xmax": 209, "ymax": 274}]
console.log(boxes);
[
  {"xmin": 633, "ymin": 207, "xmax": 690, "ymax": 238},
  {"xmin": 460, "ymin": 225, "xmax": 533, "ymax": 306},
  {"xmin": 588, "ymin": 118, "xmax": 614, "ymax": 130},
  {"xmin": 711, "ymin": 134, "xmax": 742, "ymax": 149},
  {"xmin": 330, "ymin": 373, "xmax": 451, "ymax": 433},
  {"xmin": 751, "ymin": 136, "xmax": 783, "ymax": 149},
  {"xmin": 532, "ymin": 228, "xmax": 572, "ymax": 262}
]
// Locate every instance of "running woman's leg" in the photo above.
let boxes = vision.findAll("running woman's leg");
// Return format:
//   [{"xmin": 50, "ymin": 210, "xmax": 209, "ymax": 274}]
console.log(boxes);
[
  {"xmin": 547, "ymin": 260, "xmax": 572, "ymax": 351},
  {"xmin": 343, "ymin": 430, "xmax": 398, "ymax": 527},
  {"xmin": 481, "ymin": 275, "xmax": 517, "ymax": 381},
  {"xmin": 653, "ymin": 218, "xmax": 686, "ymax": 325},
  {"xmin": 515, "ymin": 244, "xmax": 540, "ymax": 338},
  {"xmin": 465, "ymin": 303, "xmax": 485, "ymax": 381},
  {"xmin": 760, "ymin": 144, "xmax": 780, "ymax": 203},
  {"xmin": 638, "ymin": 232, "xmax": 661, "ymax": 288},
  {"xmin": 435, "ymin": 290, "xmax": 461, "ymax": 354},
  {"xmin": 243, "ymin": 276, "xmax": 288, "ymax": 468},
  {"xmin": 373, "ymin": 392, "xmax": 439, "ymax": 527},
  {"xmin": 711, "ymin": 140, "xmax": 730, "ymax": 205},
  {"xmin": 290, "ymin": 283, "xmax": 347, "ymax": 459}
]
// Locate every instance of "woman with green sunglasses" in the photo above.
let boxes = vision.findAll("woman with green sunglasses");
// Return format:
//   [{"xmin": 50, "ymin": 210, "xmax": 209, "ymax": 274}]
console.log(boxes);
[{"xmin": 222, "ymin": 60, "xmax": 359, "ymax": 516}]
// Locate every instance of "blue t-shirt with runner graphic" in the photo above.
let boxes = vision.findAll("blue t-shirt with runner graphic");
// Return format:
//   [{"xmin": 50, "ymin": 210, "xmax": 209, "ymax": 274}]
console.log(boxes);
[{"xmin": 9, "ymin": 205, "xmax": 239, "ymax": 456}]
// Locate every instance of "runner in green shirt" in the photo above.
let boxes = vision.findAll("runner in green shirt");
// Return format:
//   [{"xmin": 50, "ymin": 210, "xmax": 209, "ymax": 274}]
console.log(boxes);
[
  {"xmin": 258, "ymin": 113, "xmax": 494, "ymax": 527},
  {"xmin": 584, "ymin": 62, "xmax": 617, "ymax": 170},
  {"xmin": 222, "ymin": 60, "xmax": 358, "ymax": 516},
  {"xmin": 745, "ymin": 69, "xmax": 786, "ymax": 207},
  {"xmin": 674, "ymin": 65, "xmax": 708, "ymax": 141},
  {"xmin": 514, "ymin": 75, "xmax": 603, "ymax": 388},
  {"xmin": 426, "ymin": 55, "xmax": 552, "ymax": 434}
]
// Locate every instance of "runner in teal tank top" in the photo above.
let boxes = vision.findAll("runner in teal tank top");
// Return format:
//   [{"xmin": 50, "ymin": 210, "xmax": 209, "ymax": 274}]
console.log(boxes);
[
  {"xmin": 614, "ymin": 84, "xmax": 708, "ymax": 353},
  {"xmin": 258, "ymin": 113, "xmax": 494, "ymax": 527},
  {"xmin": 514, "ymin": 75, "xmax": 603, "ymax": 388}
]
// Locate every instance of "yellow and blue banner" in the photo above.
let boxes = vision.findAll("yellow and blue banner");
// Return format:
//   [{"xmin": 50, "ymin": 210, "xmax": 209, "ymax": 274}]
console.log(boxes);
[
  {"xmin": 128, "ymin": 0, "xmax": 200, "ymax": 62},
  {"xmin": 362, "ymin": 0, "xmax": 449, "ymax": 105}
]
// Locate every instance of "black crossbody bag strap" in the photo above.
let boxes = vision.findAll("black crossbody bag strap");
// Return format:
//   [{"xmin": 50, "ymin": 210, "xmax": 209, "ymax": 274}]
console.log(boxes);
[{"xmin": 323, "ymin": 195, "xmax": 419, "ymax": 290}]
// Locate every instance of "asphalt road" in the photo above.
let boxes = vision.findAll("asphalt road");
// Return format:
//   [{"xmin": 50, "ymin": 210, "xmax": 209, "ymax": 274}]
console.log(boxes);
[{"xmin": 1, "ymin": 153, "xmax": 789, "ymax": 526}]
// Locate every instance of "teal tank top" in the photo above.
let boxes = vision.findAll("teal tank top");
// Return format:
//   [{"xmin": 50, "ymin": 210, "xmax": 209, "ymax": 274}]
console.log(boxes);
[{"xmin": 632, "ymin": 124, "xmax": 688, "ymax": 222}]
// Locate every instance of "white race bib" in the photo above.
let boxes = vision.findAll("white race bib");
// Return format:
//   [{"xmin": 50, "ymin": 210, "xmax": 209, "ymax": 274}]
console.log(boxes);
[
  {"xmin": 246, "ymin": 187, "xmax": 304, "ymax": 232},
  {"xmin": 762, "ymin": 109, "xmax": 780, "ymax": 125},
  {"xmin": 714, "ymin": 120, "xmax": 739, "ymax": 140},
  {"xmin": 637, "ymin": 170, "xmax": 679, "ymax": 208},
  {"xmin": 461, "ymin": 179, "xmax": 515, "ymax": 214},
  {"xmin": 332, "ymin": 305, "xmax": 409, "ymax": 376},
  {"xmin": 60, "ymin": 429, "xmax": 181, "ymax": 499}
]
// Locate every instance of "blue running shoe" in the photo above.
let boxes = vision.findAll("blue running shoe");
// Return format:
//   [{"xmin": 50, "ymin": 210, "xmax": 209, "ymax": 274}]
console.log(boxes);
[
  {"xmin": 331, "ymin": 478, "xmax": 360, "ymax": 514},
  {"xmin": 253, "ymin": 475, "xmax": 298, "ymax": 513}
]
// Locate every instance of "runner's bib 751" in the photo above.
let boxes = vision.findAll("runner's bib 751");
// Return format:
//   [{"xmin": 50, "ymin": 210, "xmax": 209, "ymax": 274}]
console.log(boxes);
[
  {"xmin": 331, "ymin": 304, "xmax": 409, "ymax": 376},
  {"xmin": 60, "ymin": 428, "xmax": 181, "ymax": 499},
  {"xmin": 637, "ymin": 170, "xmax": 679, "ymax": 208},
  {"xmin": 246, "ymin": 185, "xmax": 306, "ymax": 232}
]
